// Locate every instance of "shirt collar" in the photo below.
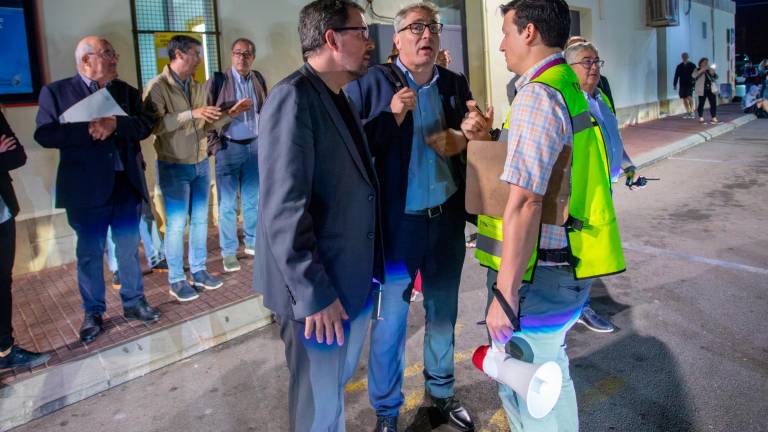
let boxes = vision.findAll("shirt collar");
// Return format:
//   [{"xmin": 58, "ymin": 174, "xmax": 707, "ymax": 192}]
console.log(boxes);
[
  {"xmin": 231, "ymin": 66, "xmax": 251, "ymax": 84},
  {"xmin": 395, "ymin": 57, "xmax": 439, "ymax": 88},
  {"xmin": 168, "ymin": 67, "xmax": 190, "ymax": 90},
  {"xmin": 515, "ymin": 52, "xmax": 564, "ymax": 90}
]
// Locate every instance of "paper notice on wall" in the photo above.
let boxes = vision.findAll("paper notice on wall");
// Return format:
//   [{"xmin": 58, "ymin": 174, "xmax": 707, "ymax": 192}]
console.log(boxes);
[{"xmin": 58, "ymin": 88, "xmax": 127, "ymax": 123}]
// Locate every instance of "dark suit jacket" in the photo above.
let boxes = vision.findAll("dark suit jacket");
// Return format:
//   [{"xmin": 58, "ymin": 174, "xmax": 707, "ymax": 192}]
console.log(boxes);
[
  {"xmin": 345, "ymin": 63, "xmax": 473, "ymax": 259},
  {"xmin": 253, "ymin": 64, "xmax": 384, "ymax": 320},
  {"xmin": 205, "ymin": 68, "xmax": 268, "ymax": 154},
  {"xmin": 0, "ymin": 111, "xmax": 27, "ymax": 218},
  {"xmin": 34, "ymin": 76, "xmax": 152, "ymax": 209}
]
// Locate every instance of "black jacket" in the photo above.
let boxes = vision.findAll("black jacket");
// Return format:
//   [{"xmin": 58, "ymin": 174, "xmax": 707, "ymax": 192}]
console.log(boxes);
[
  {"xmin": 34, "ymin": 77, "xmax": 152, "ymax": 209},
  {"xmin": 0, "ymin": 111, "xmax": 27, "ymax": 218}
]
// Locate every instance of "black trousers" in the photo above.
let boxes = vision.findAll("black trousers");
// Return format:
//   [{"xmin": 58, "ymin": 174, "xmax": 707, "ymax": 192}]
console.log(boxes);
[
  {"xmin": 697, "ymin": 89, "xmax": 717, "ymax": 118},
  {"xmin": 0, "ymin": 217, "xmax": 15, "ymax": 351}
]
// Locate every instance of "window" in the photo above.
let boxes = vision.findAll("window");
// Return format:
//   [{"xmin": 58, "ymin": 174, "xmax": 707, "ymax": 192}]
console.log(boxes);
[{"xmin": 130, "ymin": 0, "xmax": 220, "ymax": 90}]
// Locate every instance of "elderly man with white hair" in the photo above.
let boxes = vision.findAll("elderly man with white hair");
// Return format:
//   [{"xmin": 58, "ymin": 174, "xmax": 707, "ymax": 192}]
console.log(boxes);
[
  {"xmin": 35, "ymin": 36, "xmax": 161, "ymax": 344},
  {"xmin": 564, "ymin": 40, "xmax": 638, "ymax": 332}
]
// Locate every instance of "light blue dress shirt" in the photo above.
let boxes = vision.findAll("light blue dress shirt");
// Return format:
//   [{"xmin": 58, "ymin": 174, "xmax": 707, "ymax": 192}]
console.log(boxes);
[
  {"xmin": 396, "ymin": 59, "xmax": 456, "ymax": 214},
  {"xmin": 225, "ymin": 67, "xmax": 259, "ymax": 141},
  {"xmin": 585, "ymin": 90, "xmax": 625, "ymax": 182},
  {"xmin": 0, "ymin": 195, "xmax": 11, "ymax": 224}
]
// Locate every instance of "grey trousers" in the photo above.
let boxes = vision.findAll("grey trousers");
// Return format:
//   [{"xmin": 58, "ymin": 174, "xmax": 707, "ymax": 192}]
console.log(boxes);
[{"xmin": 278, "ymin": 303, "xmax": 371, "ymax": 432}]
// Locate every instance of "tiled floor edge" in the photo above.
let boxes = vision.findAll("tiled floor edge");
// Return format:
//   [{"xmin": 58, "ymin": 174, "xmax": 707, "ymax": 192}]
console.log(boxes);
[
  {"xmin": 0, "ymin": 296, "xmax": 274, "ymax": 431},
  {"xmin": 633, "ymin": 114, "xmax": 757, "ymax": 169}
]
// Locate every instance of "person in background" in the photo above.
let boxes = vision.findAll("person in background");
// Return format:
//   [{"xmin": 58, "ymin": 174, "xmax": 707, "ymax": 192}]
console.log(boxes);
[
  {"xmin": 692, "ymin": 57, "xmax": 719, "ymax": 124},
  {"xmin": 742, "ymin": 85, "xmax": 768, "ymax": 119},
  {"xmin": 35, "ymin": 36, "xmax": 161, "ymax": 343},
  {"xmin": 436, "ymin": 48, "xmax": 452, "ymax": 68},
  {"xmin": 0, "ymin": 110, "xmax": 51, "ymax": 370},
  {"xmin": 106, "ymin": 203, "xmax": 167, "ymax": 289},
  {"xmin": 206, "ymin": 37, "xmax": 267, "ymax": 273},
  {"xmin": 673, "ymin": 52, "xmax": 696, "ymax": 118},
  {"xmin": 142, "ymin": 35, "xmax": 251, "ymax": 302},
  {"xmin": 566, "ymin": 35, "xmax": 614, "ymax": 107}
]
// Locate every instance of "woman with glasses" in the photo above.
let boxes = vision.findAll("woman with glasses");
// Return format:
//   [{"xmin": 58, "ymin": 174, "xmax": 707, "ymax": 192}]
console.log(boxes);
[{"xmin": 565, "ymin": 41, "xmax": 637, "ymax": 334}]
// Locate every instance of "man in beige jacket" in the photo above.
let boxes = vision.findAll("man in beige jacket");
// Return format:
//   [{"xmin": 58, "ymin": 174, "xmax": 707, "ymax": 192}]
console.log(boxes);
[{"xmin": 143, "ymin": 34, "xmax": 250, "ymax": 301}]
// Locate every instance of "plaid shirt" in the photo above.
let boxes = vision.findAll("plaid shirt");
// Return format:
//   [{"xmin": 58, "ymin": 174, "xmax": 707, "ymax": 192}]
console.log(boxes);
[{"xmin": 500, "ymin": 53, "xmax": 572, "ymax": 254}]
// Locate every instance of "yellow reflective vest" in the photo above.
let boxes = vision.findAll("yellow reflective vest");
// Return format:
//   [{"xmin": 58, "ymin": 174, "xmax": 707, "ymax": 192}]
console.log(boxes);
[{"xmin": 475, "ymin": 63, "xmax": 625, "ymax": 281}]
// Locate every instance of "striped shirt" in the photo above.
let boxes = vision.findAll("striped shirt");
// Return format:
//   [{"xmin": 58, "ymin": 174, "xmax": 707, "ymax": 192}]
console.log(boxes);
[{"xmin": 500, "ymin": 53, "xmax": 572, "ymax": 253}]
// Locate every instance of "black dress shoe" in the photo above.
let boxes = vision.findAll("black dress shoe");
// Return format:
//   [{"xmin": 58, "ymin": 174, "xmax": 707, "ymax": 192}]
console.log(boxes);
[
  {"xmin": 0, "ymin": 345, "xmax": 51, "ymax": 370},
  {"xmin": 79, "ymin": 313, "xmax": 103, "ymax": 343},
  {"xmin": 374, "ymin": 415, "xmax": 397, "ymax": 432},
  {"xmin": 431, "ymin": 396, "xmax": 475, "ymax": 432},
  {"xmin": 124, "ymin": 298, "xmax": 161, "ymax": 322}
]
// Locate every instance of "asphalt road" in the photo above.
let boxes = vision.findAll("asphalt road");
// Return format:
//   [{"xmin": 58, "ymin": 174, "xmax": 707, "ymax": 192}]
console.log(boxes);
[{"xmin": 13, "ymin": 119, "xmax": 768, "ymax": 432}]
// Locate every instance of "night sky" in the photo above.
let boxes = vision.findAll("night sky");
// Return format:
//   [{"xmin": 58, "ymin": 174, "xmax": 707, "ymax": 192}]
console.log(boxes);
[{"xmin": 735, "ymin": 0, "xmax": 768, "ymax": 62}]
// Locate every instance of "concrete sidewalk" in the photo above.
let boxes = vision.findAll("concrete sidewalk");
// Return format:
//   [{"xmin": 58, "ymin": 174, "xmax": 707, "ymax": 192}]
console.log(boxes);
[{"xmin": 0, "ymin": 103, "xmax": 757, "ymax": 431}]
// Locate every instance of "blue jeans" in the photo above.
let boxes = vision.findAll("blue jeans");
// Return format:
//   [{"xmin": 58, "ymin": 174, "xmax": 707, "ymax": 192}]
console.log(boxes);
[
  {"xmin": 215, "ymin": 140, "xmax": 259, "ymax": 257},
  {"xmin": 486, "ymin": 266, "xmax": 592, "ymax": 432},
  {"xmin": 106, "ymin": 203, "xmax": 164, "ymax": 271},
  {"xmin": 66, "ymin": 175, "xmax": 144, "ymax": 313},
  {"xmin": 157, "ymin": 159, "xmax": 211, "ymax": 284},
  {"xmin": 368, "ymin": 200, "xmax": 466, "ymax": 417}
]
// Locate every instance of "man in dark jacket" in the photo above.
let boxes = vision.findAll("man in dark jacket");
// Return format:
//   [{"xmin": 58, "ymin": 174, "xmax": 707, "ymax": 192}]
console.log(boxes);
[
  {"xmin": 673, "ymin": 52, "xmax": 696, "ymax": 118},
  {"xmin": 35, "ymin": 36, "xmax": 160, "ymax": 344},
  {"xmin": 346, "ymin": 3, "xmax": 480, "ymax": 431},
  {"xmin": 0, "ymin": 111, "xmax": 51, "ymax": 370}
]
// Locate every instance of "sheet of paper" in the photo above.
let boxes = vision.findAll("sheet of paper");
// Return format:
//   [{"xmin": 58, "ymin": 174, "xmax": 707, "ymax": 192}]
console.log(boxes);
[{"xmin": 58, "ymin": 88, "xmax": 128, "ymax": 123}]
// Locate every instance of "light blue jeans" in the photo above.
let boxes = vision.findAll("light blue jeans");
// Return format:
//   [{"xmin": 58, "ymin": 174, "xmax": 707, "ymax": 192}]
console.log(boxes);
[
  {"xmin": 157, "ymin": 159, "xmax": 211, "ymax": 283},
  {"xmin": 215, "ymin": 140, "xmax": 259, "ymax": 257},
  {"xmin": 106, "ymin": 205, "xmax": 164, "ymax": 272},
  {"xmin": 486, "ymin": 266, "xmax": 592, "ymax": 432}
]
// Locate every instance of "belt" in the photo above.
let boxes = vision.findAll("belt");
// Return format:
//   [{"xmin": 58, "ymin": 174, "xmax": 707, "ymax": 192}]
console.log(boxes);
[
  {"xmin": 425, "ymin": 204, "xmax": 444, "ymax": 219},
  {"xmin": 223, "ymin": 136, "xmax": 256, "ymax": 145}
]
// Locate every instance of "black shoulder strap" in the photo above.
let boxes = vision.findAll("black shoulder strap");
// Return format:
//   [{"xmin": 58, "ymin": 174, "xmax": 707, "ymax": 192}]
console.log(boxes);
[
  {"xmin": 212, "ymin": 71, "xmax": 226, "ymax": 103},
  {"xmin": 375, "ymin": 63, "xmax": 408, "ymax": 91},
  {"xmin": 252, "ymin": 70, "xmax": 267, "ymax": 94}
]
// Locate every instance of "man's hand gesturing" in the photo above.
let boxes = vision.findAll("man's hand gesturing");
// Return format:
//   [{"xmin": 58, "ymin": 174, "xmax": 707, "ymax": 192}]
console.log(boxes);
[
  {"xmin": 304, "ymin": 298, "xmax": 349, "ymax": 346},
  {"xmin": 390, "ymin": 87, "xmax": 416, "ymax": 126}
]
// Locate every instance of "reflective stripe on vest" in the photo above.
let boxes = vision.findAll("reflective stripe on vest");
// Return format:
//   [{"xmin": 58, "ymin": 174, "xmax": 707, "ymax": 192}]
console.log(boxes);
[{"xmin": 475, "ymin": 63, "xmax": 625, "ymax": 282}]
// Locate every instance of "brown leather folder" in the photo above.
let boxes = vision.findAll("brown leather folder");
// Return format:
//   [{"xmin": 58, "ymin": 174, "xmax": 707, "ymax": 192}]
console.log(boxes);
[{"xmin": 465, "ymin": 140, "xmax": 508, "ymax": 217}]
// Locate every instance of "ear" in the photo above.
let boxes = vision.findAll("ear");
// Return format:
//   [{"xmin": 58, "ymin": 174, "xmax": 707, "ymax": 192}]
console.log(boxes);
[
  {"xmin": 523, "ymin": 22, "xmax": 537, "ymax": 46},
  {"xmin": 324, "ymin": 29, "xmax": 339, "ymax": 51},
  {"xmin": 393, "ymin": 32, "xmax": 402, "ymax": 51}
]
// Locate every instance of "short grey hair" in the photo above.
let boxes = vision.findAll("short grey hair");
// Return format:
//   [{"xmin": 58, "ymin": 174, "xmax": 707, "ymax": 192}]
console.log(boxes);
[
  {"xmin": 564, "ymin": 41, "xmax": 598, "ymax": 65},
  {"xmin": 74, "ymin": 40, "xmax": 96, "ymax": 66},
  {"xmin": 393, "ymin": 2, "xmax": 440, "ymax": 32}
]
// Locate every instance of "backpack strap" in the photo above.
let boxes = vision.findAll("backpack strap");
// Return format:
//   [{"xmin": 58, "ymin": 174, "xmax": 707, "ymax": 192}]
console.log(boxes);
[{"xmin": 373, "ymin": 63, "xmax": 408, "ymax": 91}]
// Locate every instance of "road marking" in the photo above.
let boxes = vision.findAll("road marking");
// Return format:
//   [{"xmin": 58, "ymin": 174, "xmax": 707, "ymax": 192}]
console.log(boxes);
[
  {"xmin": 479, "ymin": 408, "xmax": 509, "ymax": 432},
  {"xmin": 668, "ymin": 157, "xmax": 723, "ymax": 163},
  {"xmin": 624, "ymin": 242, "xmax": 768, "ymax": 275},
  {"xmin": 580, "ymin": 376, "xmax": 627, "ymax": 408}
]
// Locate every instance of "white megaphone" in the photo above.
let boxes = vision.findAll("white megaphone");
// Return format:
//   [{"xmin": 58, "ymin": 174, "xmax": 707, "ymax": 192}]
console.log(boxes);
[{"xmin": 472, "ymin": 345, "xmax": 562, "ymax": 419}]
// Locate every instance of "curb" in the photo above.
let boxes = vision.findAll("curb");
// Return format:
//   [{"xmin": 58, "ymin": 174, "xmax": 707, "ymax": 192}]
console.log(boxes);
[
  {"xmin": 0, "ymin": 296, "xmax": 273, "ymax": 431},
  {"xmin": 631, "ymin": 114, "xmax": 757, "ymax": 169}
]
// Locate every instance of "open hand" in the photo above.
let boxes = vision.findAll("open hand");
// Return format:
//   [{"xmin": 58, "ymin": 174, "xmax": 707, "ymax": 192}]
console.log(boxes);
[
  {"xmin": 228, "ymin": 98, "xmax": 253, "ymax": 116},
  {"xmin": 426, "ymin": 129, "xmax": 467, "ymax": 157},
  {"xmin": 192, "ymin": 106, "xmax": 222, "ymax": 122},
  {"xmin": 304, "ymin": 298, "xmax": 349, "ymax": 346}
]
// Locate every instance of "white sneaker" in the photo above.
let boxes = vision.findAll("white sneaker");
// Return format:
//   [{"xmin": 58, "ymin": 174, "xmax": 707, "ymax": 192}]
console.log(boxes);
[
  {"xmin": 243, "ymin": 247, "xmax": 255, "ymax": 256},
  {"xmin": 410, "ymin": 290, "xmax": 423, "ymax": 302}
]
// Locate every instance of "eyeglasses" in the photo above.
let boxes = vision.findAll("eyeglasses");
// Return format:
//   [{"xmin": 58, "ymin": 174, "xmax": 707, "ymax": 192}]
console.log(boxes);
[
  {"xmin": 397, "ymin": 22, "xmax": 443, "ymax": 35},
  {"xmin": 87, "ymin": 50, "xmax": 119, "ymax": 61},
  {"xmin": 232, "ymin": 51, "xmax": 253, "ymax": 59},
  {"xmin": 332, "ymin": 26, "xmax": 370, "ymax": 40},
  {"xmin": 570, "ymin": 59, "xmax": 605, "ymax": 69}
]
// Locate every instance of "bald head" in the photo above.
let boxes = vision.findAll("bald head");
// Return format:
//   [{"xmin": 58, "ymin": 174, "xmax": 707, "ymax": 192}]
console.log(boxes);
[{"xmin": 75, "ymin": 36, "xmax": 118, "ymax": 86}]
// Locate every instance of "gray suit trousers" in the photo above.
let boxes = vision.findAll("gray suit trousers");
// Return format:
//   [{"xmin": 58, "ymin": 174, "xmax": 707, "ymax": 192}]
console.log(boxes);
[{"xmin": 278, "ymin": 303, "xmax": 371, "ymax": 432}]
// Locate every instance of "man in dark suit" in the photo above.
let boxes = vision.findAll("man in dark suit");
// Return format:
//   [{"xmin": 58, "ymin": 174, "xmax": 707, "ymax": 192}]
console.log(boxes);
[
  {"xmin": 0, "ymin": 111, "xmax": 51, "ymax": 370},
  {"xmin": 345, "ymin": 3, "xmax": 480, "ymax": 431},
  {"xmin": 252, "ymin": 1, "xmax": 380, "ymax": 430},
  {"xmin": 34, "ymin": 36, "xmax": 161, "ymax": 344}
]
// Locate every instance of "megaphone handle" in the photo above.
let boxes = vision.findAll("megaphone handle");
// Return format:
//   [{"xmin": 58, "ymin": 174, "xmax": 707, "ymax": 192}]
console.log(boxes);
[{"xmin": 492, "ymin": 283, "xmax": 521, "ymax": 332}]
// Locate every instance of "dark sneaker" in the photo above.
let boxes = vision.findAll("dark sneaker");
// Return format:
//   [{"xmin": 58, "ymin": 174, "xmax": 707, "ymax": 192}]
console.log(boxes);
[
  {"xmin": 431, "ymin": 396, "xmax": 475, "ymax": 432},
  {"xmin": 577, "ymin": 306, "xmax": 615, "ymax": 333},
  {"xmin": 222, "ymin": 255, "xmax": 241, "ymax": 272},
  {"xmin": 79, "ymin": 313, "xmax": 104, "ymax": 343},
  {"xmin": 151, "ymin": 258, "xmax": 168, "ymax": 273},
  {"xmin": 191, "ymin": 270, "xmax": 223, "ymax": 290},
  {"xmin": 0, "ymin": 346, "xmax": 51, "ymax": 370},
  {"xmin": 170, "ymin": 280, "xmax": 199, "ymax": 302},
  {"xmin": 374, "ymin": 416, "xmax": 398, "ymax": 432},
  {"xmin": 112, "ymin": 271, "xmax": 121, "ymax": 289}
]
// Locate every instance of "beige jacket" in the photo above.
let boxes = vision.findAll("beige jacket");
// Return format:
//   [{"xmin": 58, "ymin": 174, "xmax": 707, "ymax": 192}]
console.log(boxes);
[{"xmin": 143, "ymin": 65, "xmax": 231, "ymax": 164}]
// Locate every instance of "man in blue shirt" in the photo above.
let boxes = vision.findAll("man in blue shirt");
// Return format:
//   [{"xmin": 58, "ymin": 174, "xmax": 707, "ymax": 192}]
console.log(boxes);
[
  {"xmin": 346, "ymin": 3, "xmax": 482, "ymax": 431},
  {"xmin": 206, "ymin": 38, "xmax": 267, "ymax": 273}
]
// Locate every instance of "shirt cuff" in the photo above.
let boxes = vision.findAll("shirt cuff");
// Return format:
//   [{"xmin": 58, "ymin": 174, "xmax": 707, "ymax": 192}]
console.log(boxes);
[{"xmin": 500, "ymin": 170, "xmax": 547, "ymax": 196}]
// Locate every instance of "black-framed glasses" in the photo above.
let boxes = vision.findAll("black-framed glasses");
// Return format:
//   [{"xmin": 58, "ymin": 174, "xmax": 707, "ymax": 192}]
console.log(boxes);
[
  {"xmin": 397, "ymin": 22, "xmax": 443, "ymax": 35},
  {"xmin": 570, "ymin": 58, "xmax": 605, "ymax": 69},
  {"xmin": 332, "ymin": 26, "xmax": 370, "ymax": 40}
]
